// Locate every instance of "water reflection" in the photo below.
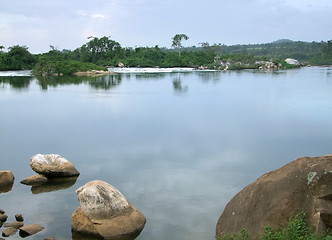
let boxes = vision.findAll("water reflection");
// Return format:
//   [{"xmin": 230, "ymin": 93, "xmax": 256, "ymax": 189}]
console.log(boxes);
[
  {"xmin": 172, "ymin": 73, "xmax": 188, "ymax": 94},
  {"xmin": 0, "ymin": 76, "xmax": 33, "ymax": 89},
  {"xmin": 36, "ymin": 75, "xmax": 122, "ymax": 91},
  {"xmin": 89, "ymin": 75, "xmax": 122, "ymax": 90},
  {"xmin": 29, "ymin": 177, "xmax": 78, "ymax": 194},
  {"xmin": 72, "ymin": 229, "xmax": 143, "ymax": 240}
]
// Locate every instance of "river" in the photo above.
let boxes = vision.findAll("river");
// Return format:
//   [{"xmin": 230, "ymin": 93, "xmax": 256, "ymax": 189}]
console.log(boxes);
[{"xmin": 0, "ymin": 67, "xmax": 332, "ymax": 240}]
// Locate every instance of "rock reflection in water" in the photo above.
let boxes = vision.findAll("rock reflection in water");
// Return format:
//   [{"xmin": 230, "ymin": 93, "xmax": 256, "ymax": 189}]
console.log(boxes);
[
  {"xmin": 30, "ymin": 176, "xmax": 78, "ymax": 194},
  {"xmin": 71, "ymin": 229, "xmax": 143, "ymax": 240}
]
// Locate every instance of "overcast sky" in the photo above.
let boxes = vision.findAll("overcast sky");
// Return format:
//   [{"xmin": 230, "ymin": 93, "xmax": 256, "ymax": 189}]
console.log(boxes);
[{"xmin": 1, "ymin": 0, "xmax": 331, "ymax": 53}]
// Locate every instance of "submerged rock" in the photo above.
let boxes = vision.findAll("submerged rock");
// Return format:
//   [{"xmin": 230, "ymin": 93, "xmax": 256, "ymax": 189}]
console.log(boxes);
[
  {"xmin": 30, "ymin": 154, "xmax": 80, "ymax": 177},
  {"xmin": 0, "ymin": 171, "xmax": 14, "ymax": 193},
  {"xmin": 30, "ymin": 176, "xmax": 78, "ymax": 194},
  {"xmin": 216, "ymin": 154, "xmax": 332, "ymax": 239},
  {"xmin": 20, "ymin": 174, "xmax": 49, "ymax": 185},
  {"xmin": 4, "ymin": 222, "xmax": 24, "ymax": 229},
  {"xmin": 71, "ymin": 180, "xmax": 146, "ymax": 239}
]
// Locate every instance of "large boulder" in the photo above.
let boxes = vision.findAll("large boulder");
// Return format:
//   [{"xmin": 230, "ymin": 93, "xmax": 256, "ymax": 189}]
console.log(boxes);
[
  {"xmin": 71, "ymin": 180, "xmax": 146, "ymax": 239},
  {"xmin": 0, "ymin": 171, "xmax": 14, "ymax": 193},
  {"xmin": 30, "ymin": 154, "xmax": 80, "ymax": 177},
  {"xmin": 216, "ymin": 154, "xmax": 332, "ymax": 239}
]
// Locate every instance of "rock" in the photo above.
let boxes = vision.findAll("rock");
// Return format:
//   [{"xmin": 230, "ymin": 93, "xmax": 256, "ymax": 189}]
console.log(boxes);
[
  {"xmin": 118, "ymin": 62, "xmax": 125, "ymax": 67},
  {"xmin": 4, "ymin": 222, "xmax": 24, "ymax": 229},
  {"xmin": 0, "ymin": 209, "xmax": 4, "ymax": 214},
  {"xmin": 2, "ymin": 227, "xmax": 17, "ymax": 237},
  {"xmin": 19, "ymin": 224, "xmax": 44, "ymax": 237},
  {"xmin": 15, "ymin": 214, "xmax": 24, "ymax": 222},
  {"xmin": 285, "ymin": 58, "xmax": 300, "ymax": 65},
  {"xmin": 71, "ymin": 180, "xmax": 146, "ymax": 239},
  {"xmin": 30, "ymin": 154, "xmax": 80, "ymax": 177},
  {"xmin": 216, "ymin": 154, "xmax": 332, "ymax": 239},
  {"xmin": 20, "ymin": 174, "xmax": 49, "ymax": 185},
  {"xmin": 44, "ymin": 237, "xmax": 56, "ymax": 240},
  {"xmin": 0, "ymin": 214, "xmax": 8, "ymax": 222},
  {"xmin": 0, "ymin": 171, "xmax": 14, "ymax": 192}
]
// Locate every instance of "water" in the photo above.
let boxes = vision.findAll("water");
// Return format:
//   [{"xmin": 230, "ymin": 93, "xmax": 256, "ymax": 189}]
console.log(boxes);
[{"xmin": 0, "ymin": 67, "xmax": 332, "ymax": 240}]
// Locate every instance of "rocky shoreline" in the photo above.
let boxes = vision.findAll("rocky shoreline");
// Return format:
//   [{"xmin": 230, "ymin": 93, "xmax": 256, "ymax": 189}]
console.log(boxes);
[{"xmin": 0, "ymin": 154, "xmax": 146, "ymax": 240}]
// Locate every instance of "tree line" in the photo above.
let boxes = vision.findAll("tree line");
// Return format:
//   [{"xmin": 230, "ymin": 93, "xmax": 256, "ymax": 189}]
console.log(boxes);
[{"xmin": 0, "ymin": 35, "xmax": 331, "ymax": 74}]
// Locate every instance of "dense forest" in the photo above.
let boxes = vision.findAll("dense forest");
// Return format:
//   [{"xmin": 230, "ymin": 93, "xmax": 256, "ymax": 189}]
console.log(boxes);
[{"xmin": 0, "ymin": 36, "xmax": 331, "ymax": 75}]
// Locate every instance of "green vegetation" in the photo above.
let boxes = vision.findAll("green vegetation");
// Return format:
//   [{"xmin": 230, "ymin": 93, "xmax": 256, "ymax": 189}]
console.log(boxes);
[
  {"xmin": 0, "ymin": 36, "xmax": 331, "ymax": 75},
  {"xmin": 0, "ymin": 45, "xmax": 37, "ymax": 70},
  {"xmin": 216, "ymin": 211, "xmax": 332, "ymax": 240},
  {"xmin": 32, "ymin": 59, "xmax": 107, "ymax": 76}
]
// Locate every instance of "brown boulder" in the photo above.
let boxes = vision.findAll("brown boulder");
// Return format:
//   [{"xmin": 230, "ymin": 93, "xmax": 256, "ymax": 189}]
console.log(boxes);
[
  {"xmin": 71, "ymin": 180, "xmax": 146, "ymax": 239},
  {"xmin": 216, "ymin": 154, "xmax": 332, "ymax": 239},
  {"xmin": 19, "ymin": 224, "xmax": 44, "ymax": 237},
  {"xmin": 30, "ymin": 154, "xmax": 80, "ymax": 177}
]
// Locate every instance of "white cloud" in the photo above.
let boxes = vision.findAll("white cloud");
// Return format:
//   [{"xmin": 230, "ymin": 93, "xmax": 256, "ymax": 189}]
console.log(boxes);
[{"xmin": 91, "ymin": 14, "xmax": 105, "ymax": 20}]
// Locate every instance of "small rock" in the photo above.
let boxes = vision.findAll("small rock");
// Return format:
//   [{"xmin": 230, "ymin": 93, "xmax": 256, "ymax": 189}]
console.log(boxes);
[
  {"xmin": 20, "ymin": 174, "xmax": 49, "ymax": 185},
  {"xmin": 0, "ymin": 171, "xmax": 14, "ymax": 192},
  {"xmin": 19, "ymin": 224, "xmax": 44, "ymax": 237},
  {"xmin": 0, "ymin": 171, "xmax": 14, "ymax": 186},
  {"xmin": 0, "ymin": 209, "xmax": 4, "ymax": 214},
  {"xmin": 2, "ymin": 227, "xmax": 17, "ymax": 237},
  {"xmin": 4, "ymin": 222, "xmax": 24, "ymax": 229},
  {"xmin": 15, "ymin": 214, "xmax": 24, "ymax": 222},
  {"xmin": 0, "ymin": 214, "xmax": 8, "ymax": 222}
]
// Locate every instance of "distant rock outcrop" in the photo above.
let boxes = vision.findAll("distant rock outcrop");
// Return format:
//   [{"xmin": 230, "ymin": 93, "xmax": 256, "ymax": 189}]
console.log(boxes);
[
  {"xmin": 71, "ymin": 180, "xmax": 146, "ymax": 240},
  {"xmin": 216, "ymin": 154, "xmax": 332, "ymax": 239},
  {"xmin": 30, "ymin": 154, "xmax": 80, "ymax": 177},
  {"xmin": 285, "ymin": 58, "xmax": 300, "ymax": 65}
]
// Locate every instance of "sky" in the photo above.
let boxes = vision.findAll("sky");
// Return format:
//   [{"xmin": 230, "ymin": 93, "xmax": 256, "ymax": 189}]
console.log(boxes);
[{"xmin": 1, "ymin": 0, "xmax": 332, "ymax": 53}]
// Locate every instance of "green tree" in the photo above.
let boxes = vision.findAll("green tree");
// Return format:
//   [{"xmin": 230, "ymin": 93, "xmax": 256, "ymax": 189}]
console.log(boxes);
[
  {"xmin": 172, "ymin": 34, "xmax": 189, "ymax": 56},
  {"xmin": 0, "ymin": 45, "xmax": 36, "ymax": 70}
]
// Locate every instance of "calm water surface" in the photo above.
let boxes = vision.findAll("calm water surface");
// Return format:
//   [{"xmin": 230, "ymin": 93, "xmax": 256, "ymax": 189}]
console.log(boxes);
[{"xmin": 1, "ymin": 67, "xmax": 332, "ymax": 240}]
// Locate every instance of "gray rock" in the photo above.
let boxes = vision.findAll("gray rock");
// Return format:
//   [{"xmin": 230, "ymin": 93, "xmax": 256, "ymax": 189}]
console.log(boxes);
[
  {"xmin": 4, "ymin": 222, "xmax": 24, "ymax": 229},
  {"xmin": 19, "ymin": 224, "xmax": 44, "ymax": 237},
  {"xmin": 2, "ymin": 227, "xmax": 17, "ymax": 237},
  {"xmin": 30, "ymin": 154, "xmax": 80, "ymax": 177},
  {"xmin": 15, "ymin": 214, "xmax": 24, "ymax": 222},
  {"xmin": 20, "ymin": 174, "xmax": 49, "ymax": 185},
  {"xmin": 71, "ymin": 180, "xmax": 146, "ymax": 239}
]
